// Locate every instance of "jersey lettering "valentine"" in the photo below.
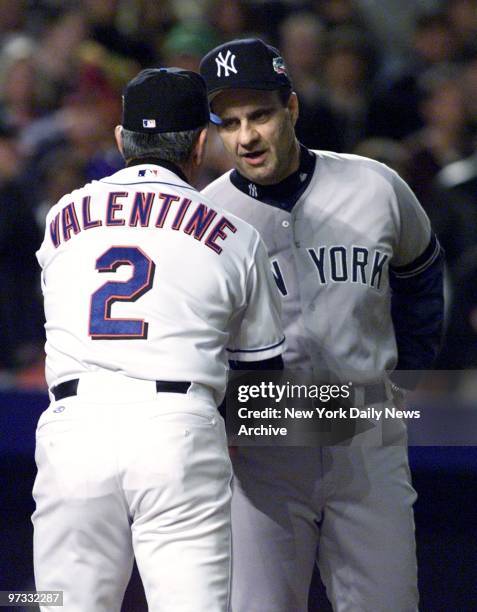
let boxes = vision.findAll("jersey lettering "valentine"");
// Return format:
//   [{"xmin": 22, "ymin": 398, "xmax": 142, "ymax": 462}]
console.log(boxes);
[
  {"xmin": 49, "ymin": 190, "xmax": 237, "ymax": 255},
  {"xmin": 37, "ymin": 164, "xmax": 284, "ymax": 400}
]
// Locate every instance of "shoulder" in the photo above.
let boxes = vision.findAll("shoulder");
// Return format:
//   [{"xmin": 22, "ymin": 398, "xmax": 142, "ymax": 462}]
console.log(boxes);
[
  {"xmin": 201, "ymin": 170, "xmax": 260, "ymax": 220},
  {"xmin": 312, "ymin": 150, "xmax": 398, "ymax": 187},
  {"xmin": 200, "ymin": 184, "xmax": 261, "ymax": 249},
  {"xmin": 201, "ymin": 170, "xmax": 234, "ymax": 198}
]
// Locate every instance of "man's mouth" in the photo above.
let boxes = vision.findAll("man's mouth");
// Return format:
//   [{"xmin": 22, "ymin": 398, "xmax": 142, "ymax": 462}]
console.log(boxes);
[{"xmin": 241, "ymin": 150, "xmax": 267, "ymax": 165}]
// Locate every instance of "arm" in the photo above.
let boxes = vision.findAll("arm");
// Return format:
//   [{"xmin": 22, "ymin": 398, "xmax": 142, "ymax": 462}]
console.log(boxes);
[
  {"xmin": 226, "ymin": 235, "xmax": 285, "ymax": 362},
  {"xmin": 222, "ymin": 235, "xmax": 285, "ymax": 418},
  {"xmin": 389, "ymin": 172, "xmax": 445, "ymax": 388},
  {"xmin": 390, "ymin": 234, "xmax": 444, "ymax": 388},
  {"xmin": 218, "ymin": 355, "xmax": 284, "ymax": 419},
  {"xmin": 229, "ymin": 354, "xmax": 284, "ymax": 371}
]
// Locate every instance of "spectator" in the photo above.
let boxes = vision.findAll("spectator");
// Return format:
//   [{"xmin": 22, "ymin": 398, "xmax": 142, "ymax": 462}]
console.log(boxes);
[
  {"xmin": 132, "ymin": 0, "xmax": 175, "ymax": 58},
  {"xmin": 161, "ymin": 21, "xmax": 220, "ymax": 72},
  {"xmin": 35, "ymin": 145, "xmax": 87, "ymax": 217},
  {"xmin": 0, "ymin": 121, "xmax": 43, "ymax": 374},
  {"xmin": 279, "ymin": 12, "xmax": 324, "ymax": 104},
  {"xmin": 320, "ymin": 27, "xmax": 376, "ymax": 150},
  {"xmin": 21, "ymin": 38, "xmax": 137, "ymax": 200},
  {"xmin": 404, "ymin": 64, "xmax": 475, "ymax": 210},
  {"xmin": 438, "ymin": 246, "xmax": 477, "ymax": 369},
  {"xmin": 445, "ymin": 0, "xmax": 477, "ymax": 59},
  {"xmin": 0, "ymin": 0, "xmax": 27, "ymax": 40},
  {"xmin": 312, "ymin": 0, "xmax": 371, "ymax": 33},
  {"xmin": 368, "ymin": 11, "xmax": 458, "ymax": 139},
  {"xmin": 33, "ymin": 9, "xmax": 89, "ymax": 112},
  {"xmin": 207, "ymin": 0, "xmax": 253, "ymax": 41},
  {"xmin": 460, "ymin": 49, "xmax": 477, "ymax": 128},
  {"xmin": 0, "ymin": 35, "xmax": 41, "ymax": 130},
  {"xmin": 279, "ymin": 12, "xmax": 343, "ymax": 150},
  {"xmin": 430, "ymin": 149, "xmax": 477, "ymax": 273},
  {"xmin": 83, "ymin": 0, "xmax": 155, "ymax": 66},
  {"xmin": 160, "ymin": 21, "xmax": 226, "ymax": 187}
]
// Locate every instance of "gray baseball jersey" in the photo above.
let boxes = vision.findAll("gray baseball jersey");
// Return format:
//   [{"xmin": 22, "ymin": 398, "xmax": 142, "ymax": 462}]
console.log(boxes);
[
  {"xmin": 202, "ymin": 147, "xmax": 441, "ymax": 611},
  {"xmin": 203, "ymin": 149, "xmax": 437, "ymax": 381}
]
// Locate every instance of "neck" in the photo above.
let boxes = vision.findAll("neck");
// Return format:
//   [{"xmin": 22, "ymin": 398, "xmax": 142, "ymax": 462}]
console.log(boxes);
[
  {"xmin": 288, "ymin": 139, "xmax": 301, "ymax": 178},
  {"xmin": 230, "ymin": 143, "xmax": 316, "ymax": 212}
]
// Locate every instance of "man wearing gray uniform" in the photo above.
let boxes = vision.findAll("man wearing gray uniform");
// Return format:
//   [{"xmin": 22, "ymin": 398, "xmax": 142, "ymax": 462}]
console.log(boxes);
[{"xmin": 200, "ymin": 39, "xmax": 444, "ymax": 611}]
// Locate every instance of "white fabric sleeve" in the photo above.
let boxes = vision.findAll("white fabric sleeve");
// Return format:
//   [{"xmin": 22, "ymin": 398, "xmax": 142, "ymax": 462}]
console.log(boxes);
[
  {"xmin": 226, "ymin": 236, "xmax": 285, "ymax": 362},
  {"xmin": 391, "ymin": 171, "xmax": 433, "ymax": 267}
]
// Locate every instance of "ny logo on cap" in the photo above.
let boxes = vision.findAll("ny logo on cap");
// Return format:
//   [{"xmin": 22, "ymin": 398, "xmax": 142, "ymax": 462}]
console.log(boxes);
[
  {"xmin": 273, "ymin": 57, "xmax": 288, "ymax": 75},
  {"xmin": 216, "ymin": 50, "xmax": 237, "ymax": 77}
]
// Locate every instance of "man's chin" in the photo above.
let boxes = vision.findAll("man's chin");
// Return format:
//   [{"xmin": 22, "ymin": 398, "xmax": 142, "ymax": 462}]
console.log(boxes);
[{"xmin": 238, "ymin": 164, "xmax": 274, "ymax": 185}]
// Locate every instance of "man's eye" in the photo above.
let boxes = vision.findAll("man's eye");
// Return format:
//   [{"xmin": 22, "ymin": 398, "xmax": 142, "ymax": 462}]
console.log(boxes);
[
  {"xmin": 220, "ymin": 120, "xmax": 238, "ymax": 130},
  {"xmin": 253, "ymin": 110, "xmax": 272, "ymax": 122}
]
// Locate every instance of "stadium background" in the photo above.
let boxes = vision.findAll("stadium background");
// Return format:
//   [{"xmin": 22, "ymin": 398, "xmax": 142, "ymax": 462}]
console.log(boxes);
[{"xmin": 1, "ymin": 1, "xmax": 476, "ymax": 609}]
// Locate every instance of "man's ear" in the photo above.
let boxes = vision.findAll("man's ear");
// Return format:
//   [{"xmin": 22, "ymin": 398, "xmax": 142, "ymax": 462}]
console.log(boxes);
[
  {"xmin": 114, "ymin": 125, "xmax": 124, "ymax": 157},
  {"xmin": 192, "ymin": 127, "xmax": 208, "ymax": 168},
  {"xmin": 288, "ymin": 93, "xmax": 299, "ymax": 127}
]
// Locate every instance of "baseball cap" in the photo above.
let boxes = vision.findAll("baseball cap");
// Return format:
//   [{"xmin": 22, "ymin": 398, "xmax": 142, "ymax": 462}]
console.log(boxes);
[
  {"xmin": 122, "ymin": 67, "xmax": 221, "ymax": 134},
  {"xmin": 199, "ymin": 38, "xmax": 292, "ymax": 99}
]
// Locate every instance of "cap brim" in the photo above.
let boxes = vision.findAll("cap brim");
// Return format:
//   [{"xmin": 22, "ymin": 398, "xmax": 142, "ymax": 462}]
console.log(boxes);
[
  {"xmin": 207, "ymin": 80, "xmax": 287, "ymax": 101},
  {"xmin": 209, "ymin": 111, "xmax": 222, "ymax": 125}
]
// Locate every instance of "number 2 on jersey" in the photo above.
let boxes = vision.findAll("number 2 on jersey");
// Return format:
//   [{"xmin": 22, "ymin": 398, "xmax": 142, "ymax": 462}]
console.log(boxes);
[{"xmin": 89, "ymin": 246, "xmax": 155, "ymax": 339}]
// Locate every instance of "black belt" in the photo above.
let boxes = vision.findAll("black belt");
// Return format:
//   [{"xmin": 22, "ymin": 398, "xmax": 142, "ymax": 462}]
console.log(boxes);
[{"xmin": 52, "ymin": 378, "xmax": 191, "ymax": 401}]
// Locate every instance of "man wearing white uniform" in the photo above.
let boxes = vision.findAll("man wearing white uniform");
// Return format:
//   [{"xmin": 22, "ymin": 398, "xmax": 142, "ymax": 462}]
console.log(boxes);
[
  {"xmin": 33, "ymin": 67, "xmax": 284, "ymax": 612},
  {"xmin": 200, "ymin": 39, "xmax": 444, "ymax": 611}
]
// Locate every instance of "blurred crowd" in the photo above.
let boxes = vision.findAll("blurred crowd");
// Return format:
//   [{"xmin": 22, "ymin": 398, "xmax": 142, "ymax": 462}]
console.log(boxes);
[{"xmin": 1, "ymin": 0, "xmax": 477, "ymax": 389}]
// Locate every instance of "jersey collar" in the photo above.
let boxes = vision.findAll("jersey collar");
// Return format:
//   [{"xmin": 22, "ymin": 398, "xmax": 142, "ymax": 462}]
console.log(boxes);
[
  {"xmin": 100, "ymin": 159, "xmax": 193, "ymax": 190},
  {"xmin": 126, "ymin": 157, "xmax": 189, "ymax": 184},
  {"xmin": 230, "ymin": 145, "xmax": 316, "ymax": 212}
]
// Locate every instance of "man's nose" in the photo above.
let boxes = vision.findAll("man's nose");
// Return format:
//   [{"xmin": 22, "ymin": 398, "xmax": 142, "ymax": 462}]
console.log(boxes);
[{"xmin": 237, "ymin": 122, "xmax": 259, "ymax": 147}]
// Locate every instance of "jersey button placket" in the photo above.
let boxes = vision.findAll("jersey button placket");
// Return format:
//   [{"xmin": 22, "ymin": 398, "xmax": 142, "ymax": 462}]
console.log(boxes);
[{"xmin": 289, "ymin": 216, "xmax": 300, "ymax": 249}]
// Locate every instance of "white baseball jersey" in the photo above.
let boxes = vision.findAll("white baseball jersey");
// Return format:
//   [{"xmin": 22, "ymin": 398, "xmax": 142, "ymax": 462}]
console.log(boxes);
[
  {"xmin": 203, "ymin": 150, "xmax": 435, "ymax": 381},
  {"xmin": 37, "ymin": 163, "xmax": 284, "ymax": 401}
]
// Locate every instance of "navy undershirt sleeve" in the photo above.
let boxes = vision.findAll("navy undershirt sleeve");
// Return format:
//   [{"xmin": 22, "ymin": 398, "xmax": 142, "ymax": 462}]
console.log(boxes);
[{"xmin": 390, "ymin": 234, "xmax": 444, "ymax": 387}]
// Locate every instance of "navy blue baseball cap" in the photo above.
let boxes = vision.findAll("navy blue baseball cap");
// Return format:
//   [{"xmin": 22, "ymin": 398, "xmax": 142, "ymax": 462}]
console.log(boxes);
[
  {"xmin": 122, "ymin": 67, "xmax": 221, "ymax": 134},
  {"xmin": 200, "ymin": 38, "xmax": 292, "ymax": 99}
]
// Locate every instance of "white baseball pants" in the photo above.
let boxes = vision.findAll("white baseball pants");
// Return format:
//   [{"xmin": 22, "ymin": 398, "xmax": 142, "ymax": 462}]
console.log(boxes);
[
  {"xmin": 230, "ymin": 413, "xmax": 418, "ymax": 612},
  {"xmin": 32, "ymin": 372, "xmax": 232, "ymax": 612}
]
